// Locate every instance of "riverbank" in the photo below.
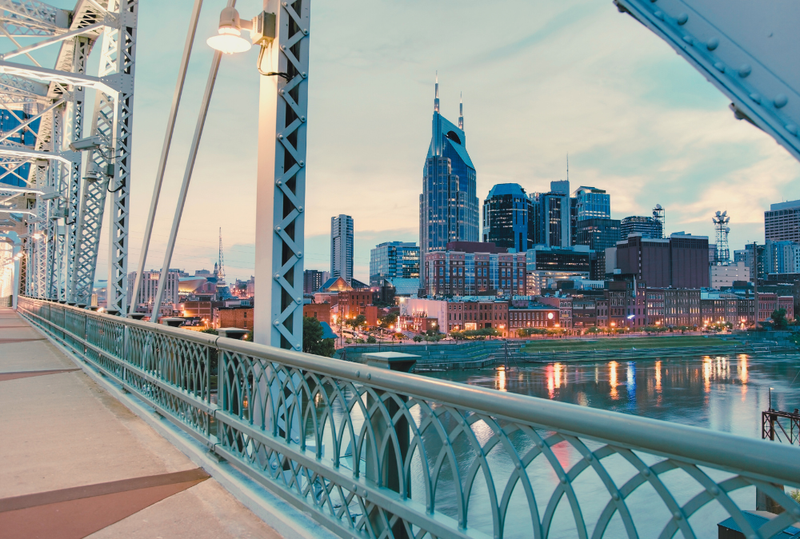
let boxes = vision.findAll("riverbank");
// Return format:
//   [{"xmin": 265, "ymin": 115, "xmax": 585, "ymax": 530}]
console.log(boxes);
[{"xmin": 337, "ymin": 335, "xmax": 798, "ymax": 372}]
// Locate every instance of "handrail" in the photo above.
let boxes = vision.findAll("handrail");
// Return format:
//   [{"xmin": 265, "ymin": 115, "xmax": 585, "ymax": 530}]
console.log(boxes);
[{"xmin": 16, "ymin": 296, "xmax": 800, "ymax": 539}]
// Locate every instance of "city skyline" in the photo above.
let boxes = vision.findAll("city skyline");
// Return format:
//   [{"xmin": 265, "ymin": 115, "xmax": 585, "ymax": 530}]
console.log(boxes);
[{"xmin": 64, "ymin": 0, "xmax": 799, "ymax": 284}]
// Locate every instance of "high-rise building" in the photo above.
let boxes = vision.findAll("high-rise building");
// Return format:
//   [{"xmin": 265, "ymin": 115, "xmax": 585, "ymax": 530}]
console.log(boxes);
[
  {"xmin": 127, "ymin": 270, "xmax": 180, "ymax": 313},
  {"xmin": 369, "ymin": 241, "xmax": 420, "ymax": 285},
  {"xmin": 303, "ymin": 269, "xmax": 330, "ymax": 294},
  {"xmin": 537, "ymin": 181, "xmax": 571, "ymax": 248},
  {"xmin": 575, "ymin": 218, "xmax": 621, "ymax": 280},
  {"xmin": 765, "ymin": 240, "xmax": 800, "ymax": 274},
  {"xmin": 482, "ymin": 183, "xmax": 536, "ymax": 252},
  {"xmin": 573, "ymin": 186, "xmax": 611, "ymax": 220},
  {"xmin": 620, "ymin": 215, "xmax": 663, "ymax": 239},
  {"xmin": 331, "ymin": 214, "xmax": 354, "ymax": 283},
  {"xmin": 613, "ymin": 233, "xmax": 709, "ymax": 288},
  {"xmin": 419, "ymin": 78, "xmax": 478, "ymax": 287},
  {"xmin": 765, "ymin": 200, "xmax": 800, "ymax": 243},
  {"xmin": 734, "ymin": 244, "xmax": 767, "ymax": 282}
]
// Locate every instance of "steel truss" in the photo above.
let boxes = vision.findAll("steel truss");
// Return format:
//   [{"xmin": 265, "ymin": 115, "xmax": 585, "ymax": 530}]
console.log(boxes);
[{"xmin": 0, "ymin": 0, "xmax": 137, "ymax": 313}]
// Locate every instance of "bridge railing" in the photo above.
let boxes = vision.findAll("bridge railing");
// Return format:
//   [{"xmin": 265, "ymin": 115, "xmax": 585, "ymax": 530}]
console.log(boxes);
[{"xmin": 17, "ymin": 296, "xmax": 800, "ymax": 539}]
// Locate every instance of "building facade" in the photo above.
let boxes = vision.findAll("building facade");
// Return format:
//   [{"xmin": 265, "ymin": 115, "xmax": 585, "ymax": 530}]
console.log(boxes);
[
  {"xmin": 482, "ymin": 183, "xmax": 536, "ymax": 252},
  {"xmin": 537, "ymin": 181, "xmax": 571, "ymax": 248},
  {"xmin": 369, "ymin": 241, "xmax": 420, "ymax": 285},
  {"xmin": 423, "ymin": 249, "xmax": 527, "ymax": 297},
  {"xmin": 614, "ymin": 233, "xmax": 709, "ymax": 289},
  {"xmin": 304, "ymin": 269, "xmax": 330, "ymax": 294},
  {"xmin": 765, "ymin": 240, "xmax": 800, "ymax": 274},
  {"xmin": 127, "ymin": 270, "xmax": 180, "ymax": 313},
  {"xmin": 765, "ymin": 200, "xmax": 800, "ymax": 243},
  {"xmin": 419, "ymin": 79, "xmax": 479, "ymax": 288},
  {"xmin": 710, "ymin": 262, "xmax": 750, "ymax": 289},
  {"xmin": 331, "ymin": 214, "xmax": 354, "ymax": 283},
  {"xmin": 573, "ymin": 186, "xmax": 611, "ymax": 220},
  {"xmin": 620, "ymin": 216, "xmax": 663, "ymax": 240}
]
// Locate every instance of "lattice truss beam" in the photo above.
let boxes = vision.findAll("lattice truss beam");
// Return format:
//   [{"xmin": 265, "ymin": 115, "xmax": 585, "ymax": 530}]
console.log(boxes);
[{"xmin": 0, "ymin": 0, "xmax": 137, "ymax": 311}]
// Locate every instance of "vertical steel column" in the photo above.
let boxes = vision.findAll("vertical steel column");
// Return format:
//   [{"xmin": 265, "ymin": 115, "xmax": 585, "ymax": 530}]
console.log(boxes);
[
  {"xmin": 65, "ymin": 37, "xmax": 88, "ymax": 304},
  {"xmin": 106, "ymin": 0, "xmax": 138, "ymax": 315},
  {"xmin": 254, "ymin": 0, "xmax": 310, "ymax": 349},
  {"xmin": 46, "ymin": 106, "xmax": 62, "ymax": 299}
]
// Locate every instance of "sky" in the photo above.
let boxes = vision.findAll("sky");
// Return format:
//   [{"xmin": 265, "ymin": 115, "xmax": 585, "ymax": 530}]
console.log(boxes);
[{"xmin": 24, "ymin": 0, "xmax": 800, "ymax": 283}]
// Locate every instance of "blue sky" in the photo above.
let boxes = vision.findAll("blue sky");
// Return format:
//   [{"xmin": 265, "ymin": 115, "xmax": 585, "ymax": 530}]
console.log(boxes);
[{"xmin": 33, "ymin": 0, "xmax": 800, "ymax": 282}]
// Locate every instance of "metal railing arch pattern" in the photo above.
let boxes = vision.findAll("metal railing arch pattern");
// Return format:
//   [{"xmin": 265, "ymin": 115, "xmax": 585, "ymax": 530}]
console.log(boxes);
[{"xmin": 17, "ymin": 297, "xmax": 800, "ymax": 539}]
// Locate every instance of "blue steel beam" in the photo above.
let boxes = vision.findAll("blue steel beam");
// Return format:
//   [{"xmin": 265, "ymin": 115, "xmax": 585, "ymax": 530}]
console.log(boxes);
[{"xmin": 614, "ymin": 0, "xmax": 800, "ymax": 162}]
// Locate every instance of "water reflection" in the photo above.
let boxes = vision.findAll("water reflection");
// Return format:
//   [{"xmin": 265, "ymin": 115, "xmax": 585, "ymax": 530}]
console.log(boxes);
[{"xmin": 430, "ymin": 353, "xmax": 800, "ymax": 439}]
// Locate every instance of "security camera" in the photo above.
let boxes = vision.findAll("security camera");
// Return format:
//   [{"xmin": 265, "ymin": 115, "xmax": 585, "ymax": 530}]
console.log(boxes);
[{"xmin": 69, "ymin": 136, "xmax": 102, "ymax": 152}]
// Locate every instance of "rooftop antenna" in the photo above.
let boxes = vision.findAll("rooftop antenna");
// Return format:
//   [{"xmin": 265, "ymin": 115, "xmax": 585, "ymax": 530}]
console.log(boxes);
[
  {"xmin": 434, "ymin": 71, "xmax": 439, "ymax": 113},
  {"xmin": 458, "ymin": 92, "xmax": 463, "ymax": 130},
  {"xmin": 218, "ymin": 227, "xmax": 226, "ymax": 285},
  {"xmin": 566, "ymin": 154, "xmax": 569, "ymax": 182}
]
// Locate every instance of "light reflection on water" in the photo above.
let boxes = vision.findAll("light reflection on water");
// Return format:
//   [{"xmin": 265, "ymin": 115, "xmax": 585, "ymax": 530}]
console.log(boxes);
[
  {"xmin": 428, "ymin": 353, "xmax": 800, "ymax": 439},
  {"xmin": 416, "ymin": 353, "xmax": 800, "ymax": 537}
]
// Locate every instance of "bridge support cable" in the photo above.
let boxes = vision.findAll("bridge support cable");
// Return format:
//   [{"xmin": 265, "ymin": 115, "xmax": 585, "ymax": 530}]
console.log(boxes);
[{"xmin": 129, "ymin": 0, "xmax": 203, "ymax": 318}]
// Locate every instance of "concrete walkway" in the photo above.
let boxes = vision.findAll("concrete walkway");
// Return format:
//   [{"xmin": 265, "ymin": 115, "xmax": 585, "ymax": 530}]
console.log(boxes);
[{"xmin": 0, "ymin": 307, "xmax": 285, "ymax": 539}]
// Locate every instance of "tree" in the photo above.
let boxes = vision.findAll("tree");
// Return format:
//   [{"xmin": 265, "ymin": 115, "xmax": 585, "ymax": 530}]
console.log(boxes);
[
  {"xmin": 771, "ymin": 308, "xmax": 788, "ymax": 329},
  {"xmin": 379, "ymin": 313, "xmax": 397, "ymax": 328},
  {"xmin": 348, "ymin": 314, "xmax": 367, "ymax": 329},
  {"xmin": 367, "ymin": 335, "xmax": 377, "ymax": 344},
  {"xmin": 303, "ymin": 317, "xmax": 335, "ymax": 357},
  {"xmin": 413, "ymin": 335, "xmax": 423, "ymax": 342}
]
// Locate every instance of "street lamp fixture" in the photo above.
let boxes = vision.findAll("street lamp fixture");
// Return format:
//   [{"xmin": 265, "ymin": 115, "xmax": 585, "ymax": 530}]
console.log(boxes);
[{"xmin": 207, "ymin": 7, "xmax": 276, "ymax": 55}]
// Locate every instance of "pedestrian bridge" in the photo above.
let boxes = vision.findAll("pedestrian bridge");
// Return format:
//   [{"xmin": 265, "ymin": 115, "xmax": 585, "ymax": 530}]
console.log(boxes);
[{"xmin": 5, "ymin": 296, "xmax": 800, "ymax": 539}]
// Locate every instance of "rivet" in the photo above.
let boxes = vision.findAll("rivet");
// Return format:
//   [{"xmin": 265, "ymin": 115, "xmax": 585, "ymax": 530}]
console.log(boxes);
[
  {"xmin": 714, "ymin": 62, "xmax": 725, "ymax": 72},
  {"xmin": 363, "ymin": 490, "xmax": 368, "ymax": 498},
  {"xmin": 301, "ymin": 72, "xmax": 307, "ymax": 79},
  {"xmin": 300, "ymin": 116, "xmax": 306, "ymax": 122},
  {"xmin": 673, "ymin": 512, "xmax": 681, "ymax": 520},
  {"xmin": 366, "ymin": 373, "xmax": 371, "ymax": 380},
  {"xmin": 560, "ymin": 477, "xmax": 567, "ymax": 485},
  {"xmin": 774, "ymin": 94, "xmax": 788, "ymax": 108},
  {"xmin": 273, "ymin": 320, "xmax": 280, "ymax": 326},
  {"xmin": 612, "ymin": 492, "xmax": 620, "ymax": 501},
  {"xmin": 676, "ymin": 13, "xmax": 688, "ymax": 25},
  {"xmin": 642, "ymin": 468, "xmax": 650, "ymax": 476},
  {"xmin": 516, "ymin": 463, "xmax": 522, "ymax": 470},
  {"xmin": 298, "ymin": 206, "xmax": 304, "ymax": 213},
  {"xmin": 275, "ymin": 226, "xmax": 282, "ymax": 232},
  {"xmin": 709, "ymin": 486, "xmax": 719, "ymax": 496},
  {"xmin": 294, "ymin": 344, "xmax": 301, "ymax": 351},
  {"xmin": 706, "ymin": 38, "xmax": 719, "ymax": 51},
  {"xmin": 682, "ymin": 36, "xmax": 693, "ymax": 46},
  {"xmin": 786, "ymin": 124, "xmax": 798, "ymax": 136},
  {"xmin": 585, "ymin": 453, "xmax": 593, "ymax": 462},
  {"xmin": 278, "ymin": 89, "xmax": 284, "ymax": 95},
  {"xmin": 750, "ymin": 93, "xmax": 762, "ymax": 103},
  {"xmin": 355, "ymin": 371, "xmax": 361, "ymax": 378},
  {"xmin": 273, "ymin": 273, "xmax": 281, "ymax": 280},
  {"xmin": 277, "ymin": 134, "xmax": 283, "ymax": 139},
  {"xmin": 303, "ymin": 29, "xmax": 308, "ymax": 35},
  {"xmin": 295, "ymin": 298, "xmax": 302, "ymax": 304},
  {"xmin": 276, "ymin": 179, "xmax": 283, "ymax": 186},
  {"xmin": 297, "ymin": 252, "xmax": 303, "ymax": 258},
  {"xmin": 654, "ymin": 10, "xmax": 664, "ymax": 20},
  {"xmin": 738, "ymin": 64, "xmax": 751, "ymax": 78},
  {"xmin": 298, "ymin": 161, "xmax": 305, "ymax": 167}
]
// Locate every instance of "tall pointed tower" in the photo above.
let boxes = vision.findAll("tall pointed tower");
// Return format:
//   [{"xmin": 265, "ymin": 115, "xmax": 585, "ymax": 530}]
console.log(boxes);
[{"xmin": 419, "ymin": 77, "xmax": 478, "ymax": 293}]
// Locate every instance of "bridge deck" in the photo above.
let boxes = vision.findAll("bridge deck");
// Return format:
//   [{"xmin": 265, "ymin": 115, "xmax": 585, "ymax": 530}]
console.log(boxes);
[{"xmin": 0, "ymin": 307, "xmax": 284, "ymax": 539}]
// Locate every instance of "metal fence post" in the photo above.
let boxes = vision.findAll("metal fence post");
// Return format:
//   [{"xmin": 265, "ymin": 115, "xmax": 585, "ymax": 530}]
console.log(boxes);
[{"xmin": 364, "ymin": 352, "xmax": 418, "ymax": 538}]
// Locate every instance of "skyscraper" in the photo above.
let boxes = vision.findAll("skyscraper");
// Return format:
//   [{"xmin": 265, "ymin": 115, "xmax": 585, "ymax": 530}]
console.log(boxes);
[
  {"xmin": 538, "ymin": 181, "xmax": 571, "ymax": 248},
  {"xmin": 331, "ymin": 214, "xmax": 354, "ymax": 284},
  {"xmin": 420, "ymin": 77, "xmax": 478, "ymax": 286},
  {"xmin": 765, "ymin": 200, "xmax": 800, "ymax": 242},
  {"xmin": 482, "ymin": 183, "xmax": 536, "ymax": 252},
  {"xmin": 573, "ymin": 186, "xmax": 611, "ymax": 220}
]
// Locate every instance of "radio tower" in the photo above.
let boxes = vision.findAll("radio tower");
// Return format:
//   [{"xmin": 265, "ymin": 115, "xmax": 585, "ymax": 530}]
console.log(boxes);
[
  {"xmin": 217, "ymin": 227, "xmax": 226, "ymax": 285},
  {"xmin": 713, "ymin": 211, "xmax": 731, "ymax": 264}
]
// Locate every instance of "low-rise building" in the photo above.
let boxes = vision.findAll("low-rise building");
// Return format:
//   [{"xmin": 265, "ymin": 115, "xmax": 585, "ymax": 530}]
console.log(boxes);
[
  {"xmin": 217, "ymin": 307, "xmax": 254, "ymax": 331},
  {"xmin": 508, "ymin": 303, "xmax": 559, "ymax": 333},
  {"xmin": 303, "ymin": 303, "xmax": 331, "ymax": 325}
]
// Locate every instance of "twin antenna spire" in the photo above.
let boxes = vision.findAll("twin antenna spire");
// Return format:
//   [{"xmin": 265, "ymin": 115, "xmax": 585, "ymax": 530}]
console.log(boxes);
[{"xmin": 434, "ymin": 73, "xmax": 464, "ymax": 131}]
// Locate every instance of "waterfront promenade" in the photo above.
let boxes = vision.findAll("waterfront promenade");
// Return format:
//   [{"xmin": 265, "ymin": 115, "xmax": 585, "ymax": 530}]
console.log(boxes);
[{"xmin": 0, "ymin": 307, "xmax": 299, "ymax": 539}]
